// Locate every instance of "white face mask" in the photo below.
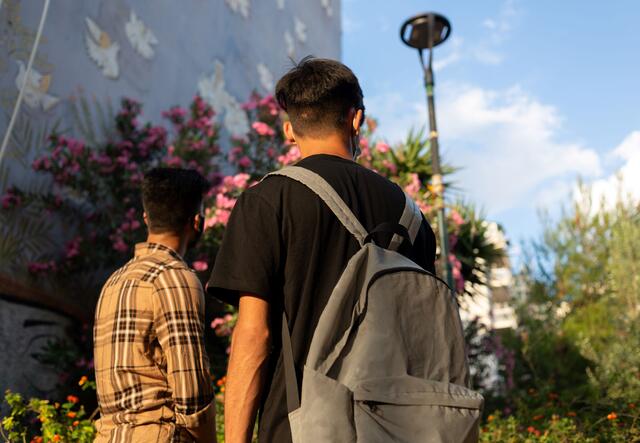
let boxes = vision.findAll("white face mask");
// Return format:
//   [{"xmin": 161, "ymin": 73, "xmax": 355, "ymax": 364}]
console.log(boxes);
[{"xmin": 352, "ymin": 133, "xmax": 361, "ymax": 160}]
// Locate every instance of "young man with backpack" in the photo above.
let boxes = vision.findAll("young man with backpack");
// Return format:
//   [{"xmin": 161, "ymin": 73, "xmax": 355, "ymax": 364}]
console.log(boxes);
[{"xmin": 207, "ymin": 57, "xmax": 482, "ymax": 443}]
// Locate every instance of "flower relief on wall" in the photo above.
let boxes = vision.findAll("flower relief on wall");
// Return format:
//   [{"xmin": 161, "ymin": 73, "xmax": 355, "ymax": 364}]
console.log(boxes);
[
  {"xmin": 197, "ymin": 60, "xmax": 249, "ymax": 137},
  {"xmin": 125, "ymin": 10, "xmax": 158, "ymax": 60},
  {"xmin": 225, "ymin": 0, "xmax": 250, "ymax": 18},
  {"xmin": 15, "ymin": 61, "xmax": 59, "ymax": 112},
  {"xmin": 84, "ymin": 17, "xmax": 119, "ymax": 79}
]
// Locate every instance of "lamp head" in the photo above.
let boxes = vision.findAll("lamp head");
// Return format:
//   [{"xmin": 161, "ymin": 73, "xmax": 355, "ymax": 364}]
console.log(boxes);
[{"xmin": 400, "ymin": 12, "xmax": 451, "ymax": 50}]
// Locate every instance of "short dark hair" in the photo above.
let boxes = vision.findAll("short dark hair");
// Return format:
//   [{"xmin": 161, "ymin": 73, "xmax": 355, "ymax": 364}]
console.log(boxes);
[
  {"xmin": 275, "ymin": 56, "xmax": 365, "ymax": 137},
  {"xmin": 141, "ymin": 168, "xmax": 209, "ymax": 234}
]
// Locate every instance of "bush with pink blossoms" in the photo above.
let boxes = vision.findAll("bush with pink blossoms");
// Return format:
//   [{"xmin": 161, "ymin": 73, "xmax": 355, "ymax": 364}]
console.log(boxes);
[
  {"xmin": 353, "ymin": 122, "xmax": 503, "ymax": 296},
  {"xmin": 15, "ymin": 96, "xmax": 223, "ymax": 277}
]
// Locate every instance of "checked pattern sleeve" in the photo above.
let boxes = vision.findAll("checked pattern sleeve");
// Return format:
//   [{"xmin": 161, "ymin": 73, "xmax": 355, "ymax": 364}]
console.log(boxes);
[{"xmin": 153, "ymin": 267, "xmax": 216, "ymax": 442}]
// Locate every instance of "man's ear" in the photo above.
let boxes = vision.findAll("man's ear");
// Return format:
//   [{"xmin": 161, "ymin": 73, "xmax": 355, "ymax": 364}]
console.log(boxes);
[
  {"xmin": 143, "ymin": 212, "xmax": 149, "ymax": 227},
  {"xmin": 352, "ymin": 109, "xmax": 364, "ymax": 136},
  {"xmin": 283, "ymin": 121, "xmax": 296, "ymax": 144},
  {"xmin": 193, "ymin": 213, "xmax": 203, "ymax": 232}
]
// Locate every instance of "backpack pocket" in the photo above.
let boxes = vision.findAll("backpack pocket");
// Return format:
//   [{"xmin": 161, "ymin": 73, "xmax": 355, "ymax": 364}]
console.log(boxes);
[{"xmin": 352, "ymin": 375, "xmax": 483, "ymax": 443}]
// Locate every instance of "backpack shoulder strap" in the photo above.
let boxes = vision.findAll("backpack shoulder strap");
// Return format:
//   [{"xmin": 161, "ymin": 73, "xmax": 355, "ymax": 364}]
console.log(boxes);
[
  {"xmin": 388, "ymin": 193, "xmax": 423, "ymax": 251},
  {"xmin": 267, "ymin": 166, "xmax": 367, "ymax": 246}
]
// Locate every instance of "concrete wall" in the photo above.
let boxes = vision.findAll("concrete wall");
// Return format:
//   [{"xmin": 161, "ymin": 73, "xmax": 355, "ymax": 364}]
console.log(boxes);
[{"xmin": 0, "ymin": 0, "xmax": 340, "ymax": 403}]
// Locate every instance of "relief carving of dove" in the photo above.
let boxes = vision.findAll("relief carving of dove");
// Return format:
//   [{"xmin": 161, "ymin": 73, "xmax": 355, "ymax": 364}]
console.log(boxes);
[
  {"xmin": 125, "ymin": 10, "xmax": 158, "ymax": 60},
  {"xmin": 85, "ymin": 17, "xmax": 119, "ymax": 79},
  {"xmin": 15, "ymin": 60, "xmax": 60, "ymax": 111},
  {"xmin": 197, "ymin": 61, "xmax": 249, "ymax": 137}
]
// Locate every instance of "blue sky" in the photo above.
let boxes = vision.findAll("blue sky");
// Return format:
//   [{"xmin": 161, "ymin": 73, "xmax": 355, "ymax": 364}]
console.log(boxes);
[{"xmin": 342, "ymin": 0, "xmax": 640, "ymax": 260}]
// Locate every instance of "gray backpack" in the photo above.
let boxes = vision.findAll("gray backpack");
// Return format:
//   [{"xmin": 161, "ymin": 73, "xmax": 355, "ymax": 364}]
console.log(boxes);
[{"xmin": 269, "ymin": 166, "xmax": 483, "ymax": 443}]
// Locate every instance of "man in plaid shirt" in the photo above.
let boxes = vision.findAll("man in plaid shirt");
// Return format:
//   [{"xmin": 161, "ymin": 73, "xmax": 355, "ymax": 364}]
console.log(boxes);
[{"xmin": 93, "ymin": 168, "xmax": 216, "ymax": 442}]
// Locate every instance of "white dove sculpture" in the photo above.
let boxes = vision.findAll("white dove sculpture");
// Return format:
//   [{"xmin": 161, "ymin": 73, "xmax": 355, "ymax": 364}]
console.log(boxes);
[
  {"xmin": 321, "ymin": 0, "xmax": 333, "ymax": 17},
  {"xmin": 85, "ymin": 17, "xmax": 119, "ymax": 79},
  {"xmin": 294, "ymin": 17, "xmax": 307, "ymax": 43},
  {"xmin": 125, "ymin": 10, "xmax": 158, "ymax": 60},
  {"xmin": 197, "ymin": 61, "xmax": 249, "ymax": 137},
  {"xmin": 15, "ymin": 60, "xmax": 60, "ymax": 112},
  {"xmin": 257, "ymin": 63, "xmax": 274, "ymax": 92},
  {"xmin": 284, "ymin": 30, "xmax": 295, "ymax": 58}
]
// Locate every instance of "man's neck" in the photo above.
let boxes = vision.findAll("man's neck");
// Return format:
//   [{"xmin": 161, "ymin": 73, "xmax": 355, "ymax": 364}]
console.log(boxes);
[
  {"xmin": 146, "ymin": 232, "xmax": 187, "ymax": 257},
  {"xmin": 298, "ymin": 133, "xmax": 353, "ymax": 161}
]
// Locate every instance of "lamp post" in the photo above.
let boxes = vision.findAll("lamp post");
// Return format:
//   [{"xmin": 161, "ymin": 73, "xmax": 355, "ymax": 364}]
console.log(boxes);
[{"xmin": 400, "ymin": 12, "xmax": 454, "ymax": 288}]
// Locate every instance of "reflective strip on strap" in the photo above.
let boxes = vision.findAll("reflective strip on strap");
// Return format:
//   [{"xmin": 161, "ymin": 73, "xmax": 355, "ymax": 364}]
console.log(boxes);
[{"xmin": 388, "ymin": 193, "xmax": 422, "ymax": 251}]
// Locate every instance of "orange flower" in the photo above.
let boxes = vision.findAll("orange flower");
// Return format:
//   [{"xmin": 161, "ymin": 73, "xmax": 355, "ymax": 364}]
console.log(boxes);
[
  {"xmin": 487, "ymin": 414, "xmax": 495, "ymax": 422},
  {"xmin": 533, "ymin": 414, "xmax": 544, "ymax": 421},
  {"xmin": 73, "ymin": 420, "xmax": 80, "ymax": 426},
  {"xmin": 527, "ymin": 426, "xmax": 536, "ymax": 433},
  {"xmin": 567, "ymin": 411, "xmax": 577, "ymax": 417},
  {"xmin": 30, "ymin": 437, "xmax": 43, "ymax": 443},
  {"xmin": 607, "ymin": 412, "xmax": 617, "ymax": 420},
  {"xmin": 67, "ymin": 411, "xmax": 77, "ymax": 418},
  {"xmin": 53, "ymin": 435, "xmax": 61, "ymax": 442},
  {"xmin": 629, "ymin": 403, "xmax": 636, "ymax": 410},
  {"xmin": 78, "ymin": 376, "xmax": 88, "ymax": 386},
  {"xmin": 67, "ymin": 395, "xmax": 79, "ymax": 404}
]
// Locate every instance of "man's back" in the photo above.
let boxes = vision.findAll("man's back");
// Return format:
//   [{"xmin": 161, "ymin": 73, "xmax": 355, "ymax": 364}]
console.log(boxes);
[
  {"xmin": 209, "ymin": 154, "xmax": 436, "ymax": 442},
  {"xmin": 94, "ymin": 243, "xmax": 215, "ymax": 443}
]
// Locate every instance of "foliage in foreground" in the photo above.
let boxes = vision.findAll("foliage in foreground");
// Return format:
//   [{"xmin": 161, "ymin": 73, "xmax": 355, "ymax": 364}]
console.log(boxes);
[{"xmin": 475, "ymin": 184, "xmax": 640, "ymax": 441}]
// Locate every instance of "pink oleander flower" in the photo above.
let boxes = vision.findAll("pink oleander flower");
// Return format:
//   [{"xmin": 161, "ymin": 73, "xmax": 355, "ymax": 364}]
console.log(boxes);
[
  {"xmin": 216, "ymin": 193, "xmax": 237, "ymax": 210},
  {"xmin": 112, "ymin": 237, "xmax": 128, "ymax": 253},
  {"xmin": 404, "ymin": 173, "xmax": 421, "ymax": 197},
  {"xmin": 278, "ymin": 145, "xmax": 301, "ymax": 166},
  {"xmin": 192, "ymin": 260, "xmax": 208, "ymax": 271},
  {"xmin": 1, "ymin": 188, "xmax": 21, "ymax": 209},
  {"xmin": 375, "ymin": 142, "xmax": 391, "ymax": 154},
  {"xmin": 252, "ymin": 121, "xmax": 276, "ymax": 137},
  {"xmin": 449, "ymin": 253, "xmax": 465, "ymax": 293},
  {"xmin": 232, "ymin": 173, "xmax": 250, "ymax": 189},
  {"xmin": 238, "ymin": 156, "xmax": 252, "ymax": 168},
  {"xmin": 64, "ymin": 237, "xmax": 82, "ymax": 259},
  {"xmin": 450, "ymin": 209, "xmax": 465, "ymax": 227},
  {"xmin": 381, "ymin": 159, "xmax": 397, "ymax": 175},
  {"xmin": 214, "ymin": 209, "xmax": 231, "ymax": 226}
]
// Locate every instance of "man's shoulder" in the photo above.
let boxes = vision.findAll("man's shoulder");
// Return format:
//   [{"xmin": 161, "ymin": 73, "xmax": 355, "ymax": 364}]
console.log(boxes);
[{"xmin": 106, "ymin": 252, "xmax": 194, "ymax": 287}]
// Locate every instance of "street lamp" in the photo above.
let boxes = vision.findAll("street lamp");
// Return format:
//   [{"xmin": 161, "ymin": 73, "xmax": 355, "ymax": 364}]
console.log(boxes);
[{"xmin": 400, "ymin": 12, "xmax": 454, "ymax": 288}]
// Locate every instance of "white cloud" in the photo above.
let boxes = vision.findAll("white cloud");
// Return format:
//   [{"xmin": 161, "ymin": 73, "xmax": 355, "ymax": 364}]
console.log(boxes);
[
  {"xmin": 433, "ymin": 37, "xmax": 464, "ymax": 71},
  {"xmin": 583, "ymin": 131, "xmax": 640, "ymax": 210},
  {"xmin": 366, "ymin": 83, "xmax": 602, "ymax": 216}
]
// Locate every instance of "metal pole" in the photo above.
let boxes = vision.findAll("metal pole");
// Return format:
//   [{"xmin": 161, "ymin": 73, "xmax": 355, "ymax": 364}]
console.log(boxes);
[{"xmin": 422, "ymin": 47, "xmax": 454, "ymax": 289}]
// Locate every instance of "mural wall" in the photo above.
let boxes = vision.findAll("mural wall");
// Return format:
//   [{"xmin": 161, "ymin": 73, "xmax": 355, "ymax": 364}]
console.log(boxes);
[{"xmin": 0, "ymin": 0, "xmax": 340, "ymax": 403}]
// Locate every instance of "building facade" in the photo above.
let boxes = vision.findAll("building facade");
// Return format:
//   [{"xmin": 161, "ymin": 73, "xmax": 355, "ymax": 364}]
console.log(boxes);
[{"xmin": 0, "ymin": 0, "xmax": 340, "ymax": 406}]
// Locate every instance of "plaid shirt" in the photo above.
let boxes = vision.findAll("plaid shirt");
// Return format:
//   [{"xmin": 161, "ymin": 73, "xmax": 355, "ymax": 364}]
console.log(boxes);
[{"xmin": 94, "ymin": 243, "xmax": 215, "ymax": 443}]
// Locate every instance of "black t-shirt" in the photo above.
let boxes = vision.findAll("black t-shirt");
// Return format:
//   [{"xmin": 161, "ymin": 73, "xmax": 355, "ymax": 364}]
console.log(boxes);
[{"xmin": 208, "ymin": 154, "xmax": 436, "ymax": 443}]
